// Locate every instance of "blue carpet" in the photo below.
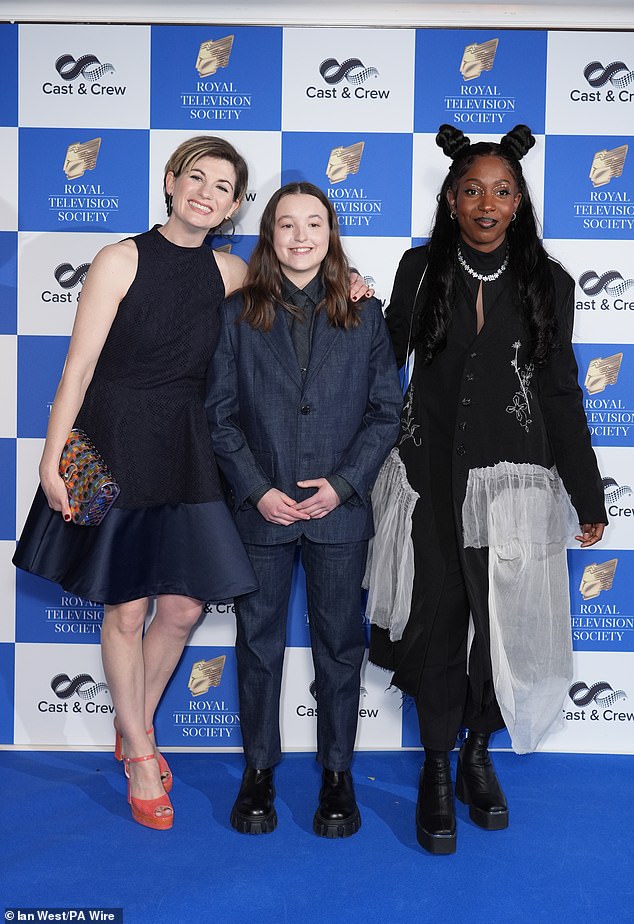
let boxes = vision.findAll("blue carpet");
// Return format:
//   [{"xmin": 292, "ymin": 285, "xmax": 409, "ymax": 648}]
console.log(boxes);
[{"xmin": 1, "ymin": 750, "xmax": 633, "ymax": 923}]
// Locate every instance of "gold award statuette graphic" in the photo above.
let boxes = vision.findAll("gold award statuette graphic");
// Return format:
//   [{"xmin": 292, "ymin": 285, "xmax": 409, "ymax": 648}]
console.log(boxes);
[
  {"xmin": 584, "ymin": 352, "xmax": 623, "ymax": 394},
  {"xmin": 188, "ymin": 655, "xmax": 226, "ymax": 696},
  {"xmin": 459, "ymin": 38, "xmax": 499, "ymax": 81},
  {"xmin": 589, "ymin": 144, "xmax": 628, "ymax": 188},
  {"xmin": 326, "ymin": 141, "xmax": 365, "ymax": 185},
  {"xmin": 196, "ymin": 35, "xmax": 234, "ymax": 77},
  {"xmin": 63, "ymin": 138, "xmax": 101, "ymax": 180},
  {"xmin": 579, "ymin": 559, "xmax": 618, "ymax": 601}
]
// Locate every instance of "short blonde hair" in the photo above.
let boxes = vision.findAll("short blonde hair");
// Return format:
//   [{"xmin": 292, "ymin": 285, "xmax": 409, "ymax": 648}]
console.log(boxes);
[{"xmin": 163, "ymin": 135, "xmax": 249, "ymax": 212}]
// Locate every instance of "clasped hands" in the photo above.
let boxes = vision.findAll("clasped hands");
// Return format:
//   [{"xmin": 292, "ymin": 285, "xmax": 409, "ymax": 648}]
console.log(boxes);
[{"xmin": 257, "ymin": 479, "xmax": 340, "ymax": 525}]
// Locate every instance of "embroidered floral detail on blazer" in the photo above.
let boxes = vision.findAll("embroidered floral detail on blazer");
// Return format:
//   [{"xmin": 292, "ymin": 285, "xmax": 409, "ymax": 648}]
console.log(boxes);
[
  {"xmin": 506, "ymin": 340, "xmax": 534, "ymax": 432},
  {"xmin": 399, "ymin": 384, "xmax": 422, "ymax": 447}
]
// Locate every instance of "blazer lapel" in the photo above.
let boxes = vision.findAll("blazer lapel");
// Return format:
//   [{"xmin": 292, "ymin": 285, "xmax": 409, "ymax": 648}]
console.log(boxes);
[
  {"xmin": 258, "ymin": 306, "xmax": 303, "ymax": 389},
  {"xmin": 304, "ymin": 309, "xmax": 340, "ymax": 389}
]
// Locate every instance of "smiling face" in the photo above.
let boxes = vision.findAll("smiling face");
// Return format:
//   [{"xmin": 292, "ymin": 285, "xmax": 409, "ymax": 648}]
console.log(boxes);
[
  {"xmin": 272, "ymin": 193, "xmax": 331, "ymax": 288},
  {"xmin": 164, "ymin": 155, "xmax": 240, "ymax": 234},
  {"xmin": 446, "ymin": 154, "xmax": 522, "ymax": 252}
]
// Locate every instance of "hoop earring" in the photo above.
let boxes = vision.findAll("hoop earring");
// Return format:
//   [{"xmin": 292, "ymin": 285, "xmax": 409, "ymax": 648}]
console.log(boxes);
[
  {"xmin": 166, "ymin": 193, "xmax": 173, "ymax": 216},
  {"xmin": 212, "ymin": 215, "xmax": 236, "ymax": 240},
  {"xmin": 511, "ymin": 212, "xmax": 517, "ymax": 221},
  {"xmin": 450, "ymin": 211, "xmax": 457, "ymax": 220}
]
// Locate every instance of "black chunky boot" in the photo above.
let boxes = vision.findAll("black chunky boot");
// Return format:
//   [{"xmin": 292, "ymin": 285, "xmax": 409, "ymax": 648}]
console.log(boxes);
[
  {"xmin": 230, "ymin": 766, "xmax": 277, "ymax": 834},
  {"xmin": 456, "ymin": 732, "xmax": 508, "ymax": 830},
  {"xmin": 313, "ymin": 768, "xmax": 361, "ymax": 838},
  {"xmin": 416, "ymin": 751, "xmax": 456, "ymax": 854}
]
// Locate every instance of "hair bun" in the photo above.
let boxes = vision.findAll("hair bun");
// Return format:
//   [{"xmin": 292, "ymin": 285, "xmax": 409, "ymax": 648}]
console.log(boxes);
[
  {"xmin": 436, "ymin": 124, "xmax": 471, "ymax": 160},
  {"xmin": 500, "ymin": 125, "xmax": 535, "ymax": 160}
]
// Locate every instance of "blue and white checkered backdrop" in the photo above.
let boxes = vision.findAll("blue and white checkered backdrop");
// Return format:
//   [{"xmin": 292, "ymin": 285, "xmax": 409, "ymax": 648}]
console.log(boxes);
[{"xmin": 1, "ymin": 23, "xmax": 633, "ymax": 754}]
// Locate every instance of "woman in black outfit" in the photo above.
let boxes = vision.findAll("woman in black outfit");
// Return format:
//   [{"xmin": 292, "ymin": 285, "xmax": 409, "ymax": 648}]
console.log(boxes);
[{"xmin": 369, "ymin": 124, "xmax": 607, "ymax": 854}]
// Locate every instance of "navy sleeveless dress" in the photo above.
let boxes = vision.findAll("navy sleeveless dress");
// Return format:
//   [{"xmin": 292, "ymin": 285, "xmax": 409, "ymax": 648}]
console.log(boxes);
[{"xmin": 13, "ymin": 227, "xmax": 258, "ymax": 605}]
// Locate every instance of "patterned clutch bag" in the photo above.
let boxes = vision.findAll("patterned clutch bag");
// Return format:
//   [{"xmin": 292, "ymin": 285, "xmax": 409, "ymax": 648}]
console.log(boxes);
[{"xmin": 59, "ymin": 429, "xmax": 120, "ymax": 525}]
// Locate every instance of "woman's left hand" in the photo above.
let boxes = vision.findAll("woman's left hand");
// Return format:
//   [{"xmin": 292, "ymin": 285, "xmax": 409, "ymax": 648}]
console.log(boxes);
[
  {"xmin": 349, "ymin": 272, "xmax": 374, "ymax": 302},
  {"xmin": 575, "ymin": 523, "xmax": 606, "ymax": 547},
  {"xmin": 295, "ymin": 479, "xmax": 340, "ymax": 518}
]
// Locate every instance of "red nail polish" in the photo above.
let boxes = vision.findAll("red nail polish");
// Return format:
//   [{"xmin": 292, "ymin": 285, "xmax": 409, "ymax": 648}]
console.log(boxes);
[{"xmin": 64, "ymin": 514, "xmax": 71, "ymax": 521}]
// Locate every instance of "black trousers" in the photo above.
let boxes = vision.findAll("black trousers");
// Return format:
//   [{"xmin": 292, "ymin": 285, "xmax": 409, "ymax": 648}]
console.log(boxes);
[{"xmin": 414, "ymin": 546, "xmax": 504, "ymax": 752}]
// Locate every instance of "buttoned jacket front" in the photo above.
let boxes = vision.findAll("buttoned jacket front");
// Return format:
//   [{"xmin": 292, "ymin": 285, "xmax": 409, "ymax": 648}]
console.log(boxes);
[{"xmin": 206, "ymin": 291, "xmax": 402, "ymax": 545}]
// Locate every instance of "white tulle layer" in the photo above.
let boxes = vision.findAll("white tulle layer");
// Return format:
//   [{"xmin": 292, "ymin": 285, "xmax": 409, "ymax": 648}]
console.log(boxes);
[
  {"xmin": 463, "ymin": 462, "xmax": 579, "ymax": 754},
  {"xmin": 363, "ymin": 449, "xmax": 420, "ymax": 642}
]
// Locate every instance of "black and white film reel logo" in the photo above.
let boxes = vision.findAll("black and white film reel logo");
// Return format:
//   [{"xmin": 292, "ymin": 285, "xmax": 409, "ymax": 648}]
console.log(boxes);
[
  {"xmin": 584, "ymin": 60, "xmax": 634, "ymax": 98},
  {"xmin": 569, "ymin": 681, "xmax": 626, "ymax": 708},
  {"xmin": 579, "ymin": 270, "xmax": 634, "ymax": 300},
  {"xmin": 51, "ymin": 672, "xmax": 109, "ymax": 700},
  {"xmin": 307, "ymin": 55, "xmax": 387, "ymax": 101},
  {"xmin": 55, "ymin": 53, "xmax": 115, "ymax": 83},
  {"xmin": 603, "ymin": 477, "xmax": 634, "ymax": 520},
  {"xmin": 54, "ymin": 262, "xmax": 91, "ymax": 289}
]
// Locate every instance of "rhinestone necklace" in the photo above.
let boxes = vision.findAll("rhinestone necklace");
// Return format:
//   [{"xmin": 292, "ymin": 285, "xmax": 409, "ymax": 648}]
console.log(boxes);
[{"xmin": 457, "ymin": 244, "xmax": 509, "ymax": 283}]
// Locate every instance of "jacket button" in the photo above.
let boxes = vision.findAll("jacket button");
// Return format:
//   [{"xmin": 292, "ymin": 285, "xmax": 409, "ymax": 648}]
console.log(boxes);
[
  {"xmin": 470, "ymin": 351, "xmax": 477, "ymax": 359},
  {"xmin": 465, "ymin": 372, "xmax": 475, "ymax": 382},
  {"xmin": 301, "ymin": 405, "xmax": 311, "ymax": 415},
  {"xmin": 461, "ymin": 397, "xmax": 471, "ymax": 407},
  {"xmin": 458, "ymin": 421, "xmax": 467, "ymax": 431},
  {"xmin": 456, "ymin": 444, "xmax": 466, "ymax": 456}
]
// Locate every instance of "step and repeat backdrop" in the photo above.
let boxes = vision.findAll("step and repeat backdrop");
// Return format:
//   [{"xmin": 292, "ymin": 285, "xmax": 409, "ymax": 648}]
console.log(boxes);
[{"xmin": 0, "ymin": 22, "xmax": 632, "ymax": 755}]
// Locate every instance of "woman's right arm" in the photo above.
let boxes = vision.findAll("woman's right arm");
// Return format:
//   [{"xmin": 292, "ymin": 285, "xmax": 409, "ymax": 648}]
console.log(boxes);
[{"xmin": 39, "ymin": 240, "xmax": 137, "ymax": 517}]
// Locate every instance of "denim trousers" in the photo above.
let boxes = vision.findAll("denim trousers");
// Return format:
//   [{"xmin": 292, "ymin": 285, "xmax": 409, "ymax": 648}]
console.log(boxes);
[{"xmin": 234, "ymin": 536, "xmax": 368, "ymax": 771}]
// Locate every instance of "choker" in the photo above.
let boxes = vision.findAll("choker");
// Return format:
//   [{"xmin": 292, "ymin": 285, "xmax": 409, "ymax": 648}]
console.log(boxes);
[{"xmin": 457, "ymin": 244, "xmax": 509, "ymax": 283}]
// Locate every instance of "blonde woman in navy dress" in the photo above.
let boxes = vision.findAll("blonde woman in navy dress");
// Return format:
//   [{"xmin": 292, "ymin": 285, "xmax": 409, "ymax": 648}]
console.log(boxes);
[{"xmin": 14, "ymin": 137, "xmax": 260, "ymax": 830}]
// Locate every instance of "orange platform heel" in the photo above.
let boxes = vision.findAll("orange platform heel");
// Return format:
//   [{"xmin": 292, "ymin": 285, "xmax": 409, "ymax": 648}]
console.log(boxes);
[
  {"xmin": 114, "ymin": 725, "xmax": 173, "ymax": 793},
  {"xmin": 124, "ymin": 754, "xmax": 174, "ymax": 831}
]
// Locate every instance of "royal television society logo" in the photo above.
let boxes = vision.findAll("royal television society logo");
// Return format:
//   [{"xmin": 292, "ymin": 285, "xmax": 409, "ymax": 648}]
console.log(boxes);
[
  {"xmin": 573, "ymin": 559, "xmax": 632, "ymax": 646},
  {"xmin": 44, "ymin": 593, "xmax": 103, "ymax": 635},
  {"xmin": 570, "ymin": 59, "xmax": 634, "ymax": 103},
  {"xmin": 306, "ymin": 55, "xmax": 388, "ymax": 101},
  {"xmin": 324, "ymin": 140, "xmax": 382, "ymax": 229},
  {"xmin": 589, "ymin": 144, "xmax": 628, "ymax": 188},
  {"xmin": 444, "ymin": 37, "xmax": 514, "ymax": 126},
  {"xmin": 571, "ymin": 144, "xmax": 633, "ymax": 233},
  {"xmin": 39, "ymin": 671, "xmax": 110, "ymax": 715},
  {"xmin": 46, "ymin": 139, "xmax": 121, "ymax": 226},
  {"xmin": 180, "ymin": 34, "xmax": 251, "ymax": 122},
  {"xmin": 170, "ymin": 655, "xmax": 240, "ymax": 740},
  {"xmin": 582, "ymin": 353, "xmax": 631, "ymax": 440},
  {"xmin": 43, "ymin": 52, "xmax": 125, "ymax": 97},
  {"xmin": 584, "ymin": 351, "xmax": 622, "ymax": 394}
]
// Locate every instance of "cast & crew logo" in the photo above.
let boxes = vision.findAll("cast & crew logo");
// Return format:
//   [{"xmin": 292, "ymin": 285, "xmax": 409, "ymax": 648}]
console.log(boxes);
[
  {"xmin": 188, "ymin": 655, "xmax": 226, "ymax": 696},
  {"xmin": 570, "ymin": 59, "xmax": 634, "ymax": 103},
  {"xmin": 51, "ymin": 672, "xmax": 109, "ymax": 699},
  {"xmin": 43, "ymin": 52, "xmax": 125, "ymax": 97},
  {"xmin": 603, "ymin": 476, "xmax": 632, "ymax": 504},
  {"xmin": 63, "ymin": 138, "xmax": 101, "ymax": 180},
  {"xmin": 579, "ymin": 270, "xmax": 634, "ymax": 302},
  {"xmin": 584, "ymin": 352, "xmax": 622, "ymax": 394},
  {"xmin": 306, "ymin": 54, "xmax": 388, "ymax": 100},
  {"xmin": 589, "ymin": 144, "xmax": 628, "ymax": 188},
  {"xmin": 39, "ymin": 671, "xmax": 110, "ymax": 715},
  {"xmin": 55, "ymin": 262, "xmax": 91, "ymax": 288},
  {"xmin": 579, "ymin": 559, "xmax": 618, "ymax": 600},
  {"xmin": 565, "ymin": 680, "xmax": 632, "ymax": 724},
  {"xmin": 459, "ymin": 38, "xmax": 498, "ymax": 81},
  {"xmin": 55, "ymin": 53, "xmax": 115, "ymax": 82},
  {"xmin": 569, "ymin": 681, "xmax": 626, "ymax": 707},
  {"xmin": 195, "ymin": 35, "xmax": 234, "ymax": 77},
  {"xmin": 602, "ymin": 477, "xmax": 634, "ymax": 523},
  {"xmin": 298, "ymin": 681, "xmax": 374, "ymax": 718},
  {"xmin": 445, "ymin": 37, "xmax": 515, "ymax": 125}
]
